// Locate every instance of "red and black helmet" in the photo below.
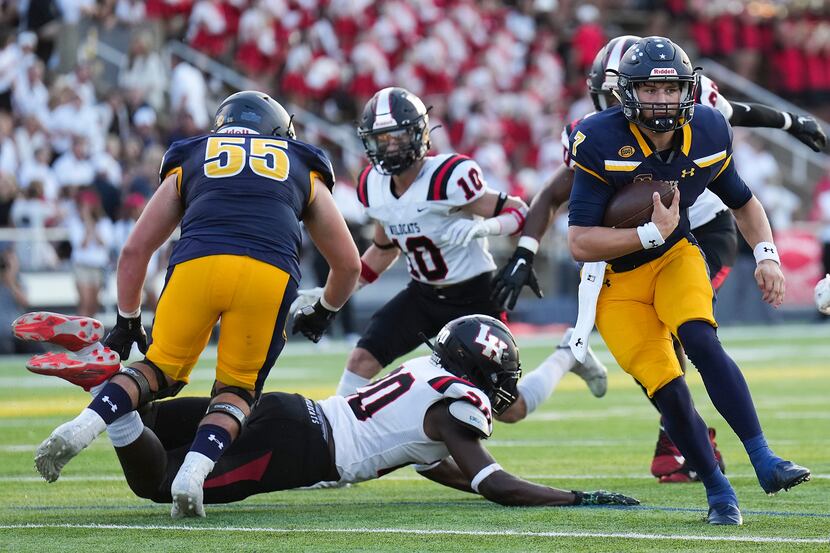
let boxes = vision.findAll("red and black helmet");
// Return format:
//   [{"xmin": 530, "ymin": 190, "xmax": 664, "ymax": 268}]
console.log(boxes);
[
  {"xmin": 587, "ymin": 35, "xmax": 641, "ymax": 112},
  {"xmin": 357, "ymin": 87, "xmax": 430, "ymax": 175},
  {"xmin": 432, "ymin": 315, "xmax": 521, "ymax": 415}
]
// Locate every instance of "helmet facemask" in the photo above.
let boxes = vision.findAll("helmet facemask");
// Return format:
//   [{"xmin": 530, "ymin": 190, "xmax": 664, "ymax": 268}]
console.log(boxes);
[
  {"xmin": 618, "ymin": 74, "xmax": 698, "ymax": 132},
  {"xmin": 358, "ymin": 115, "xmax": 429, "ymax": 175}
]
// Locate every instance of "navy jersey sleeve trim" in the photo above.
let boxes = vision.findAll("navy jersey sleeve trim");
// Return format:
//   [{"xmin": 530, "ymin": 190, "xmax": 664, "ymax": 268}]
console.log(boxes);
[
  {"xmin": 428, "ymin": 154, "xmax": 469, "ymax": 201},
  {"xmin": 708, "ymin": 156, "xmax": 752, "ymax": 209},
  {"xmin": 357, "ymin": 165, "xmax": 372, "ymax": 207}
]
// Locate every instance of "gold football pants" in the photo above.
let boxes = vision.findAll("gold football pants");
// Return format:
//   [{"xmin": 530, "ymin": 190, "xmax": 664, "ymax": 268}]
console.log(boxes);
[
  {"xmin": 595, "ymin": 239, "xmax": 717, "ymax": 396},
  {"xmin": 147, "ymin": 254, "xmax": 296, "ymax": 392}
]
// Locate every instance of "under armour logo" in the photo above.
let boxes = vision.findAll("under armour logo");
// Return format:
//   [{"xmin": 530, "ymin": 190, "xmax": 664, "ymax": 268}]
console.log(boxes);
[
  {"xmin": 604, "ymin": 279, "xmax": 611, "ymax": 288},
  {"xmin": 587, "ymin": 274, "xmax": 596, "ymax": 282},
  {"xmin": 575, "ymin": 338, "xmax": 583, "ymax": 347},
  {"xmin": 649, "ymin": 239, "xmax": 658, "ymax": 246},
  {"xmin": 764, "ymin": 247, "xmax": 774, "ymax": 253},
  {"xmin": 681, "ymin": 168, "xmax": 695, "ymax": 178},
  {"xmin": 474, "ymin": 324, "xmax": 508, "ymax": 364},
  {"xmin": 101, "ymin": 395, "xmax": 117, "ymax": 413},
  {"xmin": 208, "ymin": 434, "xmax": 224, "ymax": 450}
]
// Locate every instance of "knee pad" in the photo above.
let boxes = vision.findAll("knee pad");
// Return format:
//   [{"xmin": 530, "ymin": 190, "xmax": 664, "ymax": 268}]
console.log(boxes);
[
  {"xmin": 207, "ymin": 384, "xmax": 256, "ymax": 431},
  {"xmin": 205, "ymin": 402, "xmax": 247, "ymax": 431},
  {"xmin": 119, "ymin": 360, "xmax": 185, "ymax": 408}
]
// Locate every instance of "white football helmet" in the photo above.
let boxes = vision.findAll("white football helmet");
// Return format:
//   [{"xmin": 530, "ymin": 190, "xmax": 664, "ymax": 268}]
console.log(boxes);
[{"xmin": 815, "ymin": 274, "xmax": 830, "ymax": 315}]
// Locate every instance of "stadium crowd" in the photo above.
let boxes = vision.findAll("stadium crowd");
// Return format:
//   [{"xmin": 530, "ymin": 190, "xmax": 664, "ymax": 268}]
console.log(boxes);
[{"xmin": 0, "ymin": 0, "xmax": 827, "ymax": 327}]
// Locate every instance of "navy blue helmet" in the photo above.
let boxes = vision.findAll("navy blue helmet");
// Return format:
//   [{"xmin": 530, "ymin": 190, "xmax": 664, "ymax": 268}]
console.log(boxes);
[
  {"xmin": 614, "ymin": 36, "xmax": 699, "ymax": 132},
  {"xmin": 213, "ymin": 90, "xmax": 296, "ymax": 139}
]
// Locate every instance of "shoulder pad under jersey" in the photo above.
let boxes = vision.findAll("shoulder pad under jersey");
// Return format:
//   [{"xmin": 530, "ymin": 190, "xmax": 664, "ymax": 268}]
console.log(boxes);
[{"xmin": 448, "ymin": 399, "xmax": 493, "ymax": 439}]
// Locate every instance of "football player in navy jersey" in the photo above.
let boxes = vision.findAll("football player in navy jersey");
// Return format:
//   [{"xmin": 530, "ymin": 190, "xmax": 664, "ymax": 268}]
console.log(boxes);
[
  {"xmin": 18, "ymin": 312, "xmax": 639, "ymax": 511},
  {"xmin": 24, "ymin": 91, "xmax": 361, "ymax": 518},
  {"xmin": 492, "ymin": 34, "xmax": 826, "ymax": 482},
  {"xmin": 565, "ymin": 37, "xmax": 810, "ymax": 525}
]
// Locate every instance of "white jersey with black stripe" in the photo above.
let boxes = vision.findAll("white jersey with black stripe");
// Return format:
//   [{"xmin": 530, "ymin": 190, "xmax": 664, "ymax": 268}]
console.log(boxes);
[
  {"xmin": 318, "ymin": 356, "xmax": 492, "ymax": 484},
  {"xmin": 358, "ymin": 154, "xmax": 497, "ymax": 285}
]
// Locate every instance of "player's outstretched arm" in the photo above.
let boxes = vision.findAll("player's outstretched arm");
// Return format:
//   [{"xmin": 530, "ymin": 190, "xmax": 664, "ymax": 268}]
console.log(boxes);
[
  {"xmin": 294, "ymin": 180, "xmax": 361, "ymax": 342},
  {"xmin": 491, "ymin": 166, "xmax": 575, "ymax": 309},
  {"xmin": 422, "ymin": 403, "xmax": 639, "ymax": 507},
  {"xmin": 727, "ymin": 101, "xmax": 827, "ymax": 152},
  {"xmin": 730, "ymin": 195, "xmax": 785, "ymax": 307}
]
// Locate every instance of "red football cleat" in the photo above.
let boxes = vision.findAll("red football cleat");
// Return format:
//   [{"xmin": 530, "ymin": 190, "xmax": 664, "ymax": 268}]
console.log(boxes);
[
  {"xmin": 12, "ymin": 312, "xmax": 104, "ymax": 352},
  {"xmin": 651, "ymin": 427, "xmax": 685, "ymax": 478},
  {"xmin": 26, "ymin": 347, "xmax": 120, "ymax": 391},
  {"xmin": 655, "ymin": 427, "xmax": 727, "ymax": 483}
]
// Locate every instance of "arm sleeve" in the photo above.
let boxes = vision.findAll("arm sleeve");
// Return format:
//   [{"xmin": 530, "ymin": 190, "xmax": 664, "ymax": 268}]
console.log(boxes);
[
  {"xmin": 303, "ymin": 143, "xmax": 336, "ymax": 191},
  {"xmin": 568, "ymin": 169, "xmax": 614, "ymax": 226},
  {"xmin": 567, "ymin": 124, "xmax": 613, "ymax": 227},
  {"xmin": 726, "ymin": 102, "xmax": 787, "ymax": 129},
  {"xmin": 159, "ymin": 141, "xmax": 188, "ymax": 184},
  {"xmin": 442, "ymin": 158, "xmax": 489, "ymax": 207},
  {"xmin": 708, "ymin": 157, "xmax": 753, "ymax": 209}
]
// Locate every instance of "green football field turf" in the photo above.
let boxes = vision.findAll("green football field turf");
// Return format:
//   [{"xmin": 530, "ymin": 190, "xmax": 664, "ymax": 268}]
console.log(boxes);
[{"xmin": 0, "ymin": 325, "xmax": 827, "ymax": 552}]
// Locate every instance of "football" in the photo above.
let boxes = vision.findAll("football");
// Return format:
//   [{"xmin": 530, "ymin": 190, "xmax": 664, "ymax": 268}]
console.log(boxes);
[{"xmin": 602, "ymin": 179, "xmax": 678, "ymax": 228}]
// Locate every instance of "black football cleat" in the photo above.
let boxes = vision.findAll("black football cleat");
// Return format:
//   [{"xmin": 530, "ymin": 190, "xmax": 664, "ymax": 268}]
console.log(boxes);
[
  {"xmin": 707, "ymin": 502, "xmax": 743, "ymax": 525},
  {"xmin": 758, "ymin": 460, "xmax": 811, "ymax": 495}
]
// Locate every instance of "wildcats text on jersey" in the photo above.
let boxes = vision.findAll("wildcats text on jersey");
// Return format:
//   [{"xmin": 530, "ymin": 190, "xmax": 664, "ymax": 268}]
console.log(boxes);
[{"xmin": 356, "ymin": 153, "xmax": 497, "ymax": 285}]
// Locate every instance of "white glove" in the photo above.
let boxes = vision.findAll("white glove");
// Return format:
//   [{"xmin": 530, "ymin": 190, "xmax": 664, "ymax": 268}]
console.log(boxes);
[
  {"xmin": 290, "ymin": 287, "xmax": 324, "ymax": 315},
  {"xmin": 442, "ymin": 219, "xmax": 489, "ymax": 247},
  {"xmin": 815, "ymin": 274, "xmax": 830, "ymax": 315}
]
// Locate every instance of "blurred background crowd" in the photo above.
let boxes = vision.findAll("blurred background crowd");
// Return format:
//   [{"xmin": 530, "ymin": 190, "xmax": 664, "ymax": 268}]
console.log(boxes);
[{"xmin": 0, "ymin": 0, "xmax": 827, "ymax": 350}]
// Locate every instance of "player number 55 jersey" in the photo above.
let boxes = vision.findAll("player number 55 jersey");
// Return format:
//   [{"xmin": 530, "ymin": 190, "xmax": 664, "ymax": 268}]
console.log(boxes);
[
  {"xmin": 356, "ymin": 154, "xmax": 497, "ymax": 285},
  {"xmin": 318, "ymin": 356, "xmax": 493, "ymax": 484}
]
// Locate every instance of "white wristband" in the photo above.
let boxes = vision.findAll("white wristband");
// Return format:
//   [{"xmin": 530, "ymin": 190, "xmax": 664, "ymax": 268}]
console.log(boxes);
[
  {"xmin": 517, "ymin": 235, "xmax": 540, "ymax": 254},
  {"xmin": 636, "ymin": 222, "xmax": 665, "ymax": 250},
  {"xmin": 470, "ymin": 462, "xmax": 502, "ymax": 493},
  {"xmin": 319, "ymin": 295, "xmax": 340, "ymax": 312},
  {"xmin": 753, "ymin": 242, "xmax": 780, "ymax": 265},
  {"xmin": 118, "ymin": 307, "xmax": 141, "ymax": 319}
]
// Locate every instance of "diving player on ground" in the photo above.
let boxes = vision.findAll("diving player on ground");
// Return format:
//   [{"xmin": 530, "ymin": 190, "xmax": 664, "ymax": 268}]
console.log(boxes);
[{"xmin": 17, "ymin": 312, "xmax": 639, "ymax": 511}]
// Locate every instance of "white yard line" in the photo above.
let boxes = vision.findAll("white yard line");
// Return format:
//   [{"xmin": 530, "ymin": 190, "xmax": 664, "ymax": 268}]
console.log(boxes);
[
  {"xmin": 1, "ymin": 473, "xmax": 828, "ymax": 483},
  {"xmin": 0, "ymin": 524, "xmax": 826, "ymax": 544}
]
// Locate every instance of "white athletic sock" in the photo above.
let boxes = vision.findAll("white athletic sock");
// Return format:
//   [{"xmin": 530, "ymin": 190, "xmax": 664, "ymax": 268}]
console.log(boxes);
[
  {"xmin": 517, "ymin": 349, "xmax": 573, "ymax": 415},
  {"xmin": 336, "ymin": 369, "xmax": 371, "ymax": 396},
  {"xmin": 106, "ymin": 411, "xmax": 144, "ymax": 447}
]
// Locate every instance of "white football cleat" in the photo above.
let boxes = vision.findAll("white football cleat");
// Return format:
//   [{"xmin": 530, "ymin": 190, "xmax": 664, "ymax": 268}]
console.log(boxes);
[
  {"xmin": 558, "ymin": 328, "xmax": 607, "ymax": 398},
  {"xmin": 170, "ymin": 455, "xmax": 209, "ymax": 519},
  {"xmin": 35, "ymin": 413, "xmax": 105, "ymax": 482}
]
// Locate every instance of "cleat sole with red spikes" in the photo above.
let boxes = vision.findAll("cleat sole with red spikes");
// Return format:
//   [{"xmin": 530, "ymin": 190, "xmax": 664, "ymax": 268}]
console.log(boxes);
[
  {"xmin": 12, "ymin": 312, "xmax": 104, "ymax": 352},
  {"xmin": 26, "ymin": 348, "xmax": 120, "ymax": 391}
]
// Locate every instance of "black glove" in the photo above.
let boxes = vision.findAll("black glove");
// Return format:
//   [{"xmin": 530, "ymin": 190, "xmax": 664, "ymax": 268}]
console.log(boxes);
[
  {"xmin": 491, "ymin": 246, "xmax": 544, "ymax": 310},
  {"xmin": 291, "ymin": 299, "xmax": 336, "ymax": 343},
  {"xmin": 103, "ymin": 313, "xmax": 148, "ymax": 360},
  {"xmin": 572, "ymin": 490, "xmax": 640, "ymax": 506},
  {"xmin": 788, "ymin": 113, "xmax": 827, "ymax": 152}
]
